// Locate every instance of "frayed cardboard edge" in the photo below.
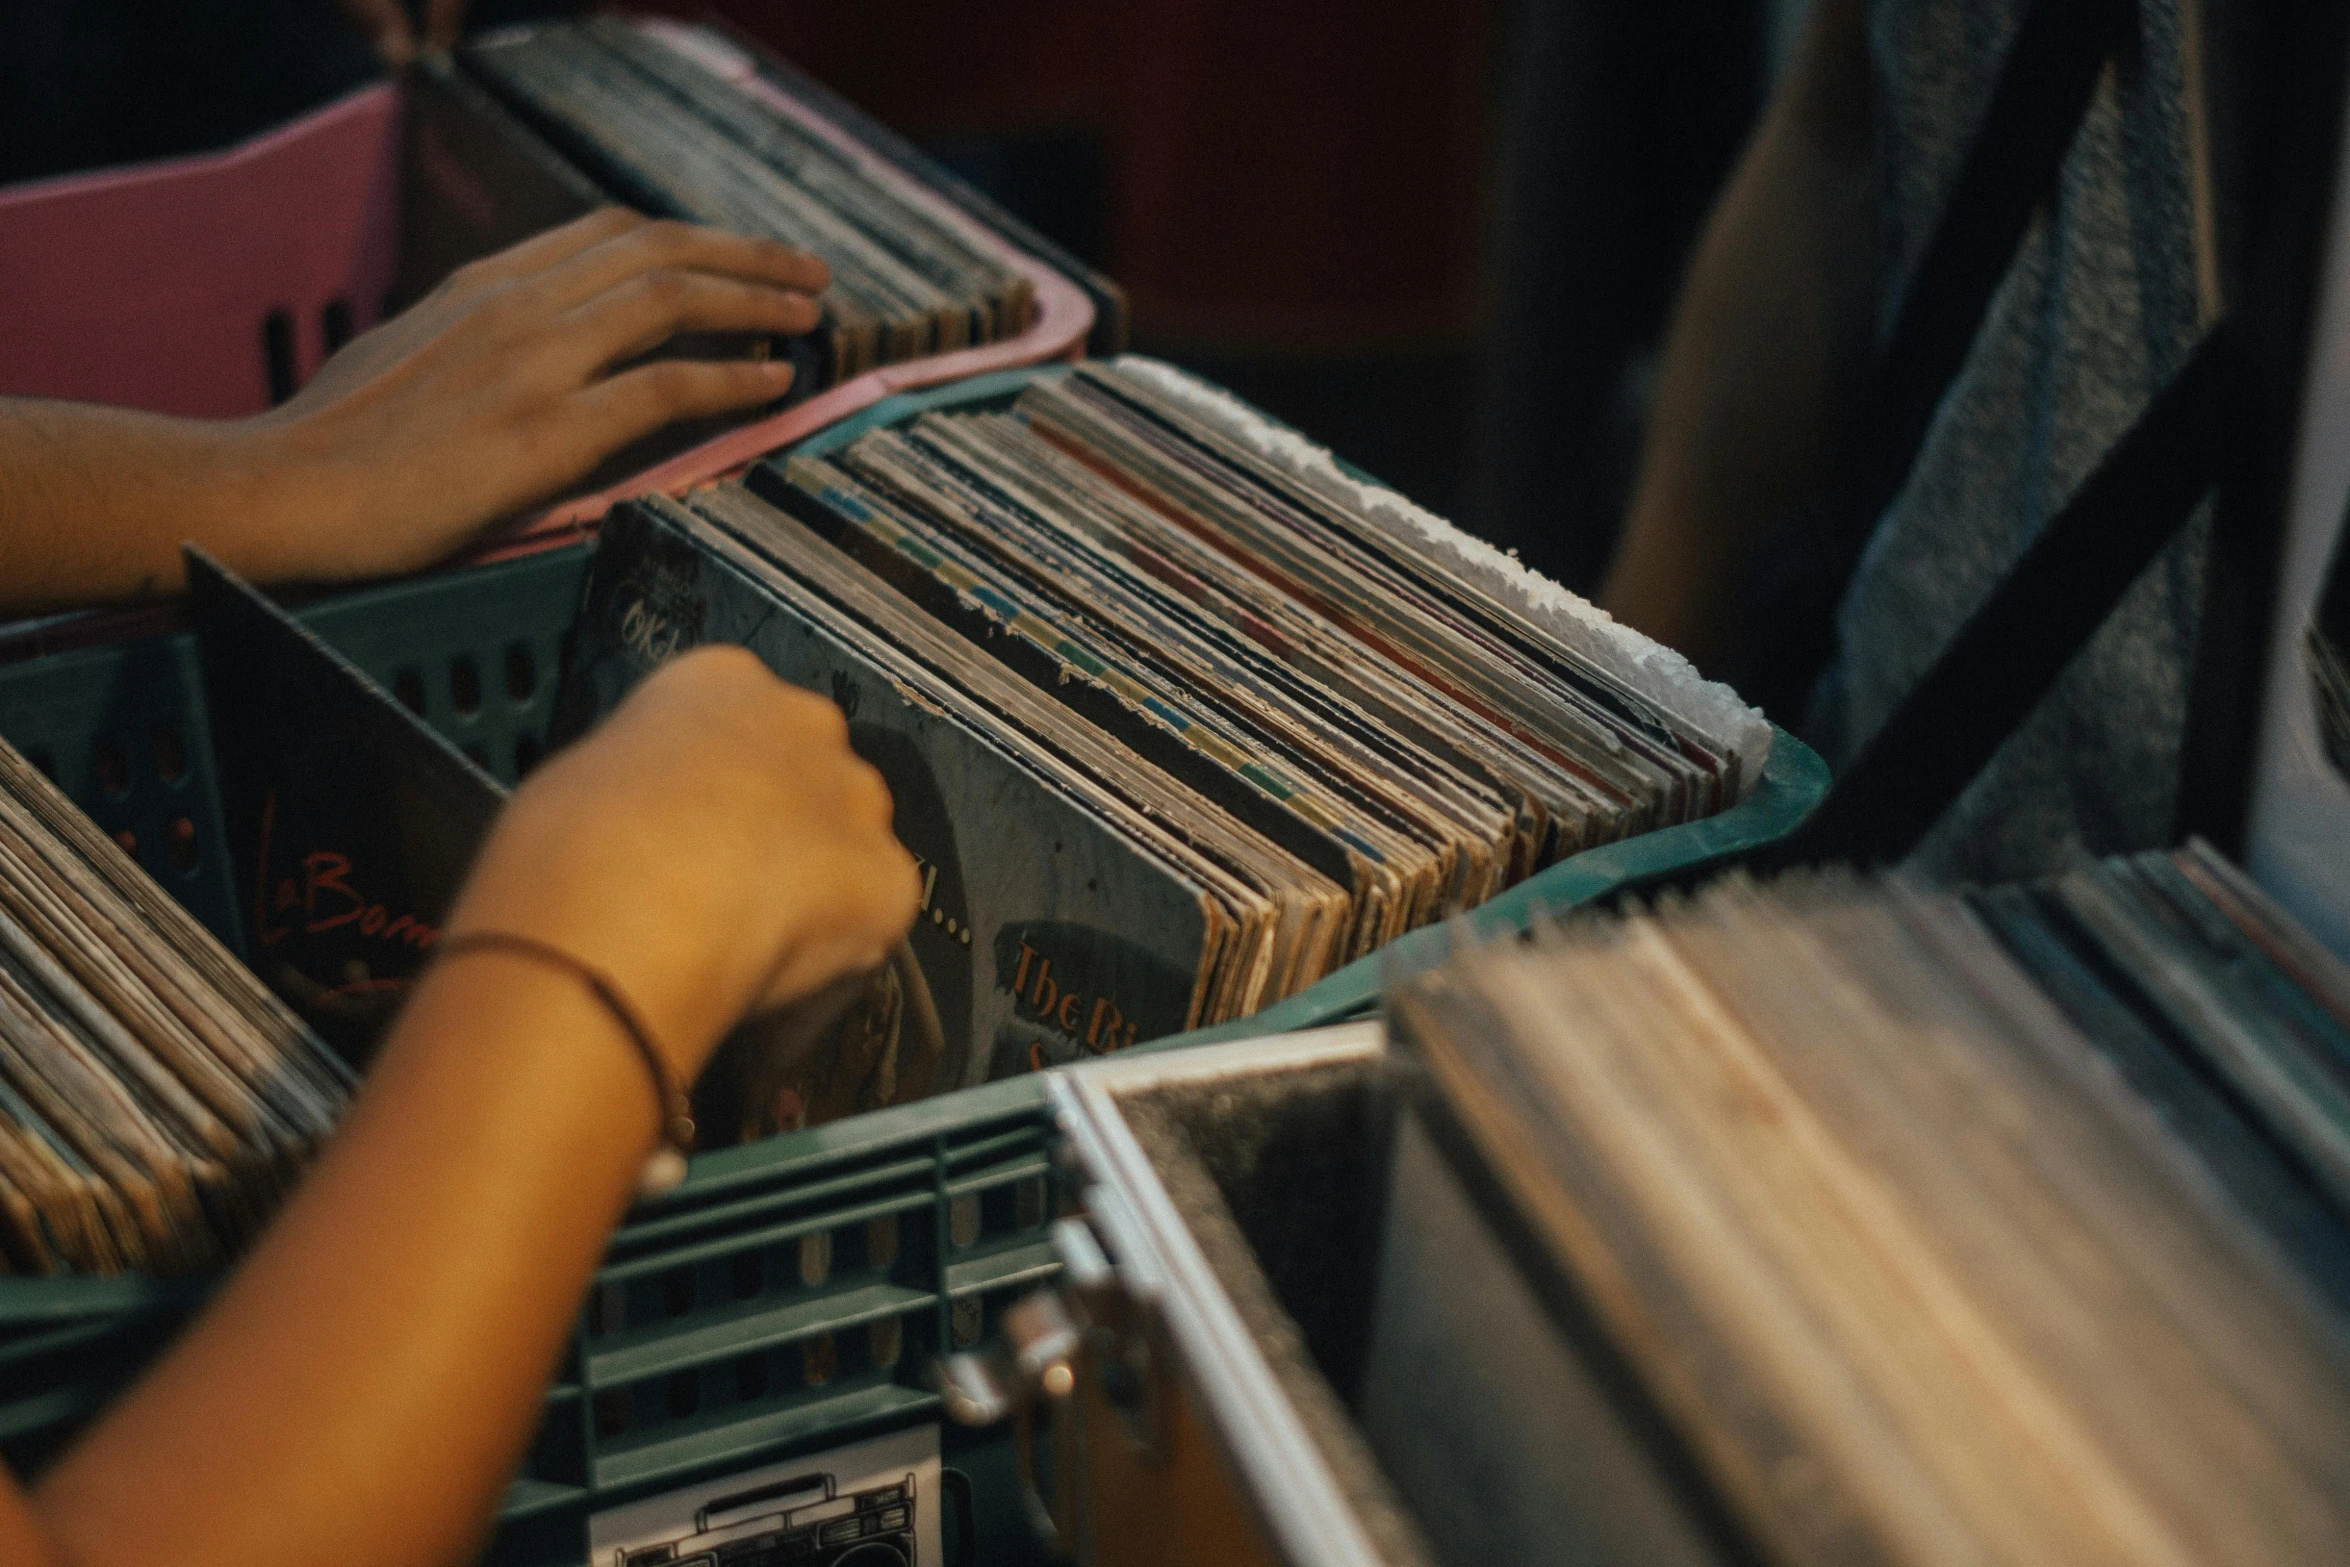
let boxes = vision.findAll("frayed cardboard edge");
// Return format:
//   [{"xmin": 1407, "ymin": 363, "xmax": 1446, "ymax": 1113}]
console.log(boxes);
[{"xmin": 1111, "ymin": 355, "xmax": 1774, "ymax": 796}]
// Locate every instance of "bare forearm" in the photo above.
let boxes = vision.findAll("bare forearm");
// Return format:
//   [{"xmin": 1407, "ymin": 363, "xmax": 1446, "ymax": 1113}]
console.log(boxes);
[
  {"xmin": 0, "ymin": 211, "xmax": 829, "ymax": 620},
  {"xmin": 0, "ymin": 399, "xmax": 312, "ymax": 614},
  {"xmin": 4, "ymin": 647, "xmax": 918, "ymax": 1567},
  {"xmin": 1599, "ymin": 0, "xmax": 1877, "ymax": 670},
  {"xmin": 34, "ymin": 956, "xmax": 654, "ymax": 1567}
]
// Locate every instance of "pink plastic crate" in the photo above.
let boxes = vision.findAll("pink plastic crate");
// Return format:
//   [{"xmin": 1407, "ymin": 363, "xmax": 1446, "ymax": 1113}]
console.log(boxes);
[
  {"xmin": 0, "ymin": 27, "xmax": 1094, "ymax": 576},
  {"xmin": 0, "ymin": 84, "xmax": 402, "ymax": 420}
]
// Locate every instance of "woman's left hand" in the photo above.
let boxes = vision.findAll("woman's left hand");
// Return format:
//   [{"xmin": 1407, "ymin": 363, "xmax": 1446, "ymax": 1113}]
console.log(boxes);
[{"xmin": 246, "ymin": 208, "xmax": 828, "ymax": 580}]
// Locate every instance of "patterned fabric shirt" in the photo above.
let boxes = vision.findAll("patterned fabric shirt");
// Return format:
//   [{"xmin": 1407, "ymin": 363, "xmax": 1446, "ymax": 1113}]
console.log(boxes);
[{"xmin": 1805, "ymin": 0, "xmax": 2216, "ymax": 883}]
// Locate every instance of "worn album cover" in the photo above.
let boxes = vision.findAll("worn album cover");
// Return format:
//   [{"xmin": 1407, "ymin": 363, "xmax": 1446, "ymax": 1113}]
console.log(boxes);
[{"xmin": 560, "ymin": 499, "xmax": 1238, "ymax": 1093}]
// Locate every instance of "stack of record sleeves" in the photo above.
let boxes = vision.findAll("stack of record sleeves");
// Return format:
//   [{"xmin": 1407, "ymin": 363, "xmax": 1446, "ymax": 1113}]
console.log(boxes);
[
  {"xmin": 568, "ymin": 359, "xmax": 1768, "ymax": 1082},
  {"xmin": 0, "ymin": 740, "xmax": 350, "ymax": 1277},
  {"xmin": 464, "ymin": 17, "xmax": 1036, "ymax": 382},
  {"xmin": 1389, "ymin": 843, "xmax": 2350, "ymax": 1563}
]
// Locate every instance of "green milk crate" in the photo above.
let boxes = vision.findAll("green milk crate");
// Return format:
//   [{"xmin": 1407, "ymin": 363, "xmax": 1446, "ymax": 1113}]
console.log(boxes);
[{"xmin": 0, "ymin": 368, "xmax": 1825, "ymax": 1564}]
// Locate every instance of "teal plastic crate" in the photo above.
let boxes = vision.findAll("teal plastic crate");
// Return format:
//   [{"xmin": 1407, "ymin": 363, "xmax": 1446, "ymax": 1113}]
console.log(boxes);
[
  {"xmin": 0, "ymin": 368, "xmax": 1824, "ymax": 1563},
  {"xmin": 0, "ymin": 546, "xmax": 590, "ymax": 957}
]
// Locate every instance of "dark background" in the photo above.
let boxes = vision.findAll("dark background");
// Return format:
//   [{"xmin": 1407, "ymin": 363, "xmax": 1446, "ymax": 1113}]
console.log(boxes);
[
  {"xmin": 0, "ymin": 0, "xmax": 1784, "ymax": 593},
  {"xmin": 660, "ymin": 0, "xmax": 1772, "ymax": 593}
]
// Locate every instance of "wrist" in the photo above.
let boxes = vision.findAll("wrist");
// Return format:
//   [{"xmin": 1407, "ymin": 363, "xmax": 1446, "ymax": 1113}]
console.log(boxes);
[
  {"xmin": 204, "ymin": 408, "xmax": 369, "ymax": 587},
  {"xmin": 439, "ymin": 913, "xmax": 741, "ymax": 1090},
  {"xmin": 441, "ymin": 807, "xmax": 759, "ymax": 1087},
  {"xmin": 190, "ymin": 414, "xmax": 312, "ymax": 584},
  {"xmin": 431, "ymin": 931, "xmax": 696, "ymax": 1169},
  {"xmin": 392, "ymin": 947, "xmax": 677, "ymax": 1187}
]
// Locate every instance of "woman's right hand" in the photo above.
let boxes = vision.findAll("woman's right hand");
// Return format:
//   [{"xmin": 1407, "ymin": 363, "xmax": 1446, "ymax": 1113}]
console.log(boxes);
[
  {"xmin": 13, "ymin": 648, "xmax": 917, "ymax": 1567},
  {"xmin": 442, "ymin": 646, "xmax": 922, "ymax": 1082}
]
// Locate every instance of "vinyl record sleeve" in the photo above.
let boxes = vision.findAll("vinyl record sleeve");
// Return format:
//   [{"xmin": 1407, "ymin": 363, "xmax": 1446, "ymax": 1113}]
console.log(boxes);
[{"xmin": 564, "ymin": 498, "xmax": 1233, "ymax": 1084}]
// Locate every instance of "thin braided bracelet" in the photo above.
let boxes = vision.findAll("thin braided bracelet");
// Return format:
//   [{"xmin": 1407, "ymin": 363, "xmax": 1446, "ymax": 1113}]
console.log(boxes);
[{"xmin": 434, "ymin": 930, "xmax": 696, "ymax": 1199}]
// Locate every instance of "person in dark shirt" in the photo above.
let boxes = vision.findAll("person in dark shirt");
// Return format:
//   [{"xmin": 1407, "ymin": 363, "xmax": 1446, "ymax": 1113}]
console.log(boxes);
[{"xmin": 1602, "ymin": 0, "xmax": 2211, "ymax": 883}]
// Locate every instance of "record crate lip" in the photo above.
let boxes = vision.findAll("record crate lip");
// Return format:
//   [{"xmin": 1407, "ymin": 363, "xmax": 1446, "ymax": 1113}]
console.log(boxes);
[{"xmin": 0, "ymin": 365, "xmax": 1820, "ymax": 1555}]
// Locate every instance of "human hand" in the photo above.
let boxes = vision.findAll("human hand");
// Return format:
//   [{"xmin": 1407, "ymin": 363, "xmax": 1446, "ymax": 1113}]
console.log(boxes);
[
  {"xmin": 236, "ymin": 209, "xmax": 828, "ymax": 583},
  {"xmin": 334, "ymin": 0, "xmax": 467, "ymax": 65},
  {"xmin": 442, "ymin": 646, "xmax": 921, "ymax": 1081}
]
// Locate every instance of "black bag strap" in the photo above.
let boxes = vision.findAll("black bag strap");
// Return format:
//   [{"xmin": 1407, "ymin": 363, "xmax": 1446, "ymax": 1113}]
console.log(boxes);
[
  {"xmin": 1733, "ymin": 0, "xmax": 2137, "ymax": 719},
  {"xmin": 1763, "ymin": 326, "xmax": 2232, "ymax": 868}
]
